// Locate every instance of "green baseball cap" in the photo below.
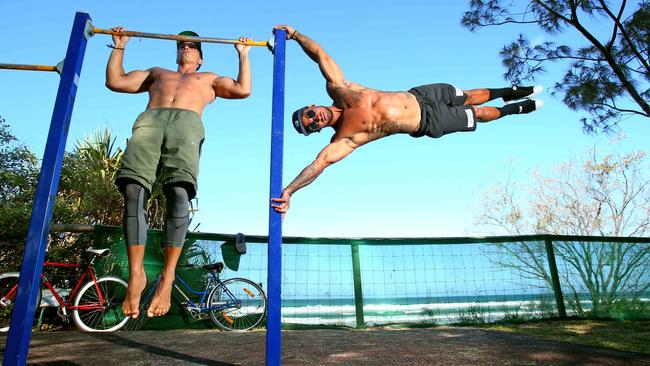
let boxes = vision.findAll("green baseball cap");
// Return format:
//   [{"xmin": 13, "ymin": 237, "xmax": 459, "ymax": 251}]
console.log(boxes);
[{"xmin": 177, "ymin": 31, "xmax": 202, "ymax": 58}]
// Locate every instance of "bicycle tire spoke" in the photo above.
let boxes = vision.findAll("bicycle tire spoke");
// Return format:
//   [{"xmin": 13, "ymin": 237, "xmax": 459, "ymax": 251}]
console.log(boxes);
[
  {"xmin": 0, "ymin": 274, "xmax": 20, "ymax": 331},
  {"xmin": 73, "ymin": 278, "xmax": 128, "ymax": 332},
  {"xmin": 207, "ymin": 278, "xmax": 266, "ymax": 331}
]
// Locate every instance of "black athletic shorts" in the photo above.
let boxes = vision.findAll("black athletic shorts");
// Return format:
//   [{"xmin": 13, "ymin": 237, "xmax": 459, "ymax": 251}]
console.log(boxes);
[{"xmin": 408, "ymin": 83, "xmax": 477, "ymax": 138}]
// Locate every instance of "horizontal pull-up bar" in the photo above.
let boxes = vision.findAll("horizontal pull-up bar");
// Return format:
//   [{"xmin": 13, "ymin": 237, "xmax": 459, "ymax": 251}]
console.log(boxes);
[
  {"xmin": 0, "ymin": 63, "xmax": 62, "ymax": 74},
  {"xmin": 91, "ymin": 27, "xmax": 271, "ymax": 48}
]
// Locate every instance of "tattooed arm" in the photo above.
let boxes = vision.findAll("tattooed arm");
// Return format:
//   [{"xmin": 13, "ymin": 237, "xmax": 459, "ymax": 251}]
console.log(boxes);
[
  {"xmin": 274, "ymin": 25, "xmax": 344, "ymax": 85},
  {"xmin": 271, "ymin": 138, "xmax": 358, "ymax": 214}
]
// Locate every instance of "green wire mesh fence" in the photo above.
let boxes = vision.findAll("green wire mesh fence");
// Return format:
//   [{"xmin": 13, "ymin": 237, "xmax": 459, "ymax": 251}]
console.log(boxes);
[{"xmin": 44, "ymin": 226, "xmax": 650, "ymax": 329}]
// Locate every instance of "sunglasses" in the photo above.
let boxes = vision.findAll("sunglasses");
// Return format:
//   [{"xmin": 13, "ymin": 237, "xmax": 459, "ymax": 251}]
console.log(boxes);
[
  {"xmin": 303, "ymin": 109, "xmax": 320, "ymax": 132},
  {"xmin": 304, "ymin": 109, "xmax": 316, "ymax": 119},
  {"xmin": 178, "ymin": 42, "xmax": 198, "ymax": 49}
]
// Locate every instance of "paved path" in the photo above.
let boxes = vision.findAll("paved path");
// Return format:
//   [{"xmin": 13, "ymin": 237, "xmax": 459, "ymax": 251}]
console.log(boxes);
[{"xmin": 2, "ymin": 328, "xmax": 649, "ymax": 365}]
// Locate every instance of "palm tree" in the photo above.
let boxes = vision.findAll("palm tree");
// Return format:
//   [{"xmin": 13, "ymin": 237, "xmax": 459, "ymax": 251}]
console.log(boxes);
[{"xmin": 74, "ymin": 127, "xmax": 123, "ymax": 182}]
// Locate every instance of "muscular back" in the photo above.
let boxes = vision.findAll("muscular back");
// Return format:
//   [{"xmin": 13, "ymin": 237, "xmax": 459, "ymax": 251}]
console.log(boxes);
[
  {"xmin": 146, "ymin": 68, "xmax": 219, "ymax": 117},
  {"xmin": 327, "ymin": 81, "xmax": 422, "ymax": 144}
]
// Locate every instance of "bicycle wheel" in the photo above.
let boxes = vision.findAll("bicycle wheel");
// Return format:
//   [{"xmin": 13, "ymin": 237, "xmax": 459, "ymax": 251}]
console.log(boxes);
[
  {"xmin": 0, "ymin": 272, "xmax": 42, "ymax": 332},
  {"xmin": 72, "ymin": 276, "xmax": 129, "ymax": 332},
  {"xmin": 207, "ymin": 278, "xmax": 266, "ymax": 331},
  {"xmin": 0, "ymin": 272, "xmax": 19, "ymax": 332}
]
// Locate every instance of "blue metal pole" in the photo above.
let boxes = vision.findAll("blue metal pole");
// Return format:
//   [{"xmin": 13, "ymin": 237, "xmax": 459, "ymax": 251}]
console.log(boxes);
[
  {"xmin": 3, "ymin": 12, "xmax": 91, "ymax": 366},
  {"xmin": 266, "ymin": 29, "xmax": 286, "ymax": 366}
]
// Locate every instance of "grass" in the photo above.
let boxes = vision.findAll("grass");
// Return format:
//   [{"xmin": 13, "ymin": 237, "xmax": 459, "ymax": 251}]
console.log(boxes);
[
  {"xmin": 368, "ymin": 315, "xmax": 650, "ymax": 355},
  {"xmin": 479, "ymin": 319, "xmax": 650, "ymax": 355},
  {"xmin": 282, "ymin": 313, "xmax": 650, "ymax": 355}
]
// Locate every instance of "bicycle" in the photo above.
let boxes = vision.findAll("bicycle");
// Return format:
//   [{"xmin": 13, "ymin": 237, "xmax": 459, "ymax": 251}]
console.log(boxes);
[
  {"xmin": 130, "ymin": 261, "xmax": 267, "ymax": 331},
  {"xmin": 0, "ymin": 247, "xmax": 129, "ymax": 332}
]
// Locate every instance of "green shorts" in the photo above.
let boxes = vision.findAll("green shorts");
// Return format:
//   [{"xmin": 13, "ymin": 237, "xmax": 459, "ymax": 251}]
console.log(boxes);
[{"xmin": 115, "ymin": 108, "xmax": 205, "ymax": 199}]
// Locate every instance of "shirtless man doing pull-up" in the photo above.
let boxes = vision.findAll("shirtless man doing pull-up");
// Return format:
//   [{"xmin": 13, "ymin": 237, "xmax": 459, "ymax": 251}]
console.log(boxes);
[{"xmin": 106, "ymin": 27, "xmax": 253, "ymax": 319}]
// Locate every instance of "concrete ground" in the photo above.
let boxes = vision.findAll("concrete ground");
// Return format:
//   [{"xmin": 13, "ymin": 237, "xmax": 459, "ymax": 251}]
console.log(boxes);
[{"xmin": 2, "ymin": 327, "xmax": 650, "ymax": 365}]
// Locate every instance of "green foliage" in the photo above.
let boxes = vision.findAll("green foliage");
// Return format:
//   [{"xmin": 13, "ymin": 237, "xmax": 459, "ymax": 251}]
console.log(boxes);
[
  {"xmin": 499, "ymin": 305, "xmax": 528, "ymax": 323},
  {"xmin": 462, "ymin": 0, "xmax": 650, "ymax": 132},
  {"xmin": 0, "ymin": 121, "xmax": 129, "ymax": 269},
  {"xmin": 605, "ymin": 298, "xmax": 650, "ymax": 320},
  {"xmin": 0, "ymin": 116, "xmax": 39, "ymax": 272},
  {"xmin": 74, "ymin": 127, "xmax": 123, "ymax": 182},
  {"xmin": 568, "ymin": 296, "xmax": 650, "ymax": 320},
  {"xmin": 454, "ymin": 304, "xmax": 488, "ymax": 325},
  {"xmin": 419, "ymin": 306, "xmax": 439, "ymax": 326},
  {"xmin": 0, "ymin": 117, "xmax": 38, "ymax": 203},
  {"xmin": 46, "ymin": 129, "xmax": 127, "ymax": 264},
  {"xmin": 55, "ymin": 128, "xmax": 125, "ymax": 226}
]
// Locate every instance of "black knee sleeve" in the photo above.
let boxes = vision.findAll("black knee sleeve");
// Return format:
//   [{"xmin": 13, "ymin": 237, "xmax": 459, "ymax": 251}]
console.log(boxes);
[
  {"xmin": 163, "ymin": 185, "xmax": 190, "ymax": 248},
  {"xmin": 123, "ymin": 183, "xmax": 149, "ymax": 246}
]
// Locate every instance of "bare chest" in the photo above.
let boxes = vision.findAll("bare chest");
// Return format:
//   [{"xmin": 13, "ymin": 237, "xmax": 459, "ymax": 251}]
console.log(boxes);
[
  {"xmin": 152, "ymin": 71, "xmax": 212, "ymax": 92},
  {"xmin": 145, "ymin": 70, "xmax": 217, "ymax": 111},
  {"xmin": 335, "ymin": 93, "xmax": 420, "ymax": 139}
]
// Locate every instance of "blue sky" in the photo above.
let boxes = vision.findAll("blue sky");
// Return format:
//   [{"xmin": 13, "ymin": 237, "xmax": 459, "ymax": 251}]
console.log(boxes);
[{"xmin": 1, "ymin": 1, "xmax": 648, "ymax": 238}]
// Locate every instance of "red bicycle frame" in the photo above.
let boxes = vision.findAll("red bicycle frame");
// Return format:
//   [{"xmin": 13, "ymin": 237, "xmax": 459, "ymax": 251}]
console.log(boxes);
[{"xmin": 38, "ymin": 261, "xmax": 107, "ymax": 312}]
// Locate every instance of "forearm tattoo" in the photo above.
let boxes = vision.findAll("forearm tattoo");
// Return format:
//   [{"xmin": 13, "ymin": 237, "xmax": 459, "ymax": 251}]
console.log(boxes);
[
  {"xmin": 288, "ymin": 163, "xmax": 322, "ymax": 193},
  {"xmin": 297, "ymin": 34, "xmax": 321, "ymax": 61}
]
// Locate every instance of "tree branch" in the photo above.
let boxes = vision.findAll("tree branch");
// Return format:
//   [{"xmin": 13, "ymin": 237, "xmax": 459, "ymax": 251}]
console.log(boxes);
[
  {"xmin": 533, "ymin": 0, "xmax": 574, "ymax": 25},
  {"xmin": 475, "ymin": 19, "xmax": 541, "ymax": 27},
  {"xmin": 599, "ymin": 0, "xmax": 650, "ymax": 73},
  {"xmin": 514, "ymin": 55, "xmax": 604, "ymax": 63},
  {"xmin": 567, "ymin": 6, "xmax": 650, "ymax": 116},
  {"xmin": 599, "ymin": 0, "xmax": 626, "ymax": 52},
  {"xmin": 595, "ymin": 102, "xmax": 648, "ymax": 117}
]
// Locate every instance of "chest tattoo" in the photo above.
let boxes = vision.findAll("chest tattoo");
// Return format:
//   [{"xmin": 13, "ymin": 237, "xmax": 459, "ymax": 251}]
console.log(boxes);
[
  {"xmin": 334, "ymin": 86, "xmax": 363, "ymax": 106},
  {"xmin": 380, "ymin": 121, "xmax": 403, "ymax": 135}
]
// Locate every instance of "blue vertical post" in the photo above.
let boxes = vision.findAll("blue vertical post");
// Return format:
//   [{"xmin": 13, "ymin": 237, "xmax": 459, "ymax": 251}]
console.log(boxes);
[
  {"xmin": 266, "ymin": 29, "xmax": 286, "ymax": 366},
  {"xmin": 3, "ymin": 12, "xmax": 91, "ymax": 366}
]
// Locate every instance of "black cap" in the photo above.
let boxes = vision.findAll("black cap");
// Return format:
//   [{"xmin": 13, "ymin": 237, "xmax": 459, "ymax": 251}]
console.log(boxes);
[{"xmin": 292, "ymin": 107, "xmax": 310, "ymax": 136}]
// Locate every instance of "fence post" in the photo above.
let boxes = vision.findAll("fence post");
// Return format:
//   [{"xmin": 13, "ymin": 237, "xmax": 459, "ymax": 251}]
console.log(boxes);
[
  {"xmin": 351, "ymin": 243, "xmax": 365, "ymax": 328},
  {"xmin": 544, "ymin": 238, "xmax": 567, "ymax": 318}
]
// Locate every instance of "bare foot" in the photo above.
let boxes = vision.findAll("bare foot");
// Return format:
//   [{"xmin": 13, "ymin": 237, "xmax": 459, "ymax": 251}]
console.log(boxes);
[
  {"xmin": 122, "ymin": 270, "xmax": 147, "ymax": 319},
  {"xmin": 147, "ymin": 276, "xmax": 173, "ymax": 317}
]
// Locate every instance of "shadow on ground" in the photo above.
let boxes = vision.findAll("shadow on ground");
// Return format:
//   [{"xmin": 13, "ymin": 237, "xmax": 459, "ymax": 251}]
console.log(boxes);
[{"xmin": 2, "ymin": 327, "xmax": 649, "ymax": 365}]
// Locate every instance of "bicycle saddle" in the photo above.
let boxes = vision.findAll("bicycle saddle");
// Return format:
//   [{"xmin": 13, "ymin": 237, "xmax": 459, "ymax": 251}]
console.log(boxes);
[
  {"xmin": 202, "ymin": 262, "xmax": 224, "ymax": 273},
  {"xmin": 86, "ymin": 248, "xmax": 110, "ymax": 257}
]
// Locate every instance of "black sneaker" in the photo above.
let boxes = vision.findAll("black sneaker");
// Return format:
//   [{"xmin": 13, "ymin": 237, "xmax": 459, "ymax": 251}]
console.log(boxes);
[
  {"xmin": 511, "ymin": 99, "xmax": 544, "ymax": 114},
  {"xmin": 503, "ymin": 85, "xmax": 544, "ymax": 103}
]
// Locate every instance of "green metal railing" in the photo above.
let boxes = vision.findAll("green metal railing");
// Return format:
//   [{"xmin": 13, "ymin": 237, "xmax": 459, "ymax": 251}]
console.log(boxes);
[{"xmin": 49, "ymin": 224, "xmax": 650, "ymax": 329}]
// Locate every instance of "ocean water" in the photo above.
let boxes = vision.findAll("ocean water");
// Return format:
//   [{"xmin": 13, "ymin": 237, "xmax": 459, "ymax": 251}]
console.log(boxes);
[{"xmin": 280, "ymin": 294, "xmax": 558, "ymax": 326}]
